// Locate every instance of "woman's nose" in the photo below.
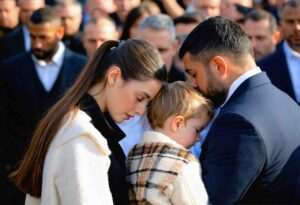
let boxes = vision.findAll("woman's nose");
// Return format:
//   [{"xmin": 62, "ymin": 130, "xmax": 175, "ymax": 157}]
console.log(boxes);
[{"xmin": 135, "ymin": 102, "xmax": 147, "ymax": 116}]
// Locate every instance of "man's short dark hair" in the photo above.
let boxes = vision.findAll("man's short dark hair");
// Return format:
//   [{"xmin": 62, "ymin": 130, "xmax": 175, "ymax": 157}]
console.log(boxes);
[
  {"xmin": 173, "ymin": 12, "xmax": 206, "ymax": 25},
  {"xmin": 30, "ymin": 6, "xmax": 62, "ymax": 25},
  {"xmin": 245, "ymin": 9, "xmax": 277, "ymax": 33},
  {"xmin": 283, "ymin": 0, "xmax": 300, "ymax": 9},
  {"xmin": 179, "ymin": 16, "xmax": 253, "ymax": 66}
]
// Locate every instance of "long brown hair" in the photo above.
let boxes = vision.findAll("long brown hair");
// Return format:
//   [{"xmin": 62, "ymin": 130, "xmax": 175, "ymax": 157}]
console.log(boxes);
[{"xmin": 10, "ymin": 39, "xmax": 167, "ymax": 197}]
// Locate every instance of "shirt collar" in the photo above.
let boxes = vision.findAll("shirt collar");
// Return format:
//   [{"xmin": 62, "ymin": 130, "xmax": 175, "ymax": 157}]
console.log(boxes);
[
  {"xmin": 22, "ymin": 25, "xmax": 29, "ymax": 35},
  {"xmin": 141, "ymin": 131, "xmax": 185, "ymax": 149},
  {"xmin": 31, "ymin": 41, "xmax": 65, "ymax": 67},
  {"xmin": 220, "ymin": 66, "xmax": 261, "ymax": 108},
  {"xmin": 283, "ymin": 41, "xmax": 300, "ymax": 59}
]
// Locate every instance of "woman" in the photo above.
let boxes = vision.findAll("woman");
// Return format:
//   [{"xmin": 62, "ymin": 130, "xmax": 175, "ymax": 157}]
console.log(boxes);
[
  {"xmin": 120, "ymin": 2, "xmax": 160, "ymax": 40},
  {"xmin": 10, "ymin": 39, "xmax": 167, "ymax": 205}
]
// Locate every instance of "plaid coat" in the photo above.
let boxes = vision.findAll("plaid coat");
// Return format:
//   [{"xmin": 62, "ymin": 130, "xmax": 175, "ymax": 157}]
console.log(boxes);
[{"xmin": 126, "ymin": 131, "xmax": 209, "ymax": 205}]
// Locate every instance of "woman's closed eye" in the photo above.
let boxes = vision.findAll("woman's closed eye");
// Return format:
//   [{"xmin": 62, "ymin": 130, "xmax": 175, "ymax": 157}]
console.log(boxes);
[{"xmin": 136, "ymin": 96, "xmax": 144, "ymax": 102}]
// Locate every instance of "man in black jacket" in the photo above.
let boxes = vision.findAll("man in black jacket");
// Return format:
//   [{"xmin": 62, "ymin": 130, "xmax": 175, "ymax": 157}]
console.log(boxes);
[{"xmin": 0, "ymin": 7, "xmax": 86, "ymax": 205}]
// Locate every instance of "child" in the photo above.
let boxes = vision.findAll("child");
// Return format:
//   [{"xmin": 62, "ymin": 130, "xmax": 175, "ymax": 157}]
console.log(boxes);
[{"xmin": 126, "ymin": 81, "xmax": 215, "ymax": 205}]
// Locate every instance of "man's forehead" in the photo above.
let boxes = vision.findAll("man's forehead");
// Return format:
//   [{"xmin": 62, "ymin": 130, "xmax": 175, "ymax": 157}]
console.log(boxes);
[
  {"xmin": 182, "ymin": 52, "xmax": 194, "ymax": 62},
  {"xmin": 281, "ymin": 5, "xmax": 300, "ymax": 17}
]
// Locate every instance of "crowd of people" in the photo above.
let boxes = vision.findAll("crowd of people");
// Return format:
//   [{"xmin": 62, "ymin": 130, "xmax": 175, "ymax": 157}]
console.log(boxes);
[{"xmin": 0, "ymin": 0, "xmax": 300, "ymax": 204}]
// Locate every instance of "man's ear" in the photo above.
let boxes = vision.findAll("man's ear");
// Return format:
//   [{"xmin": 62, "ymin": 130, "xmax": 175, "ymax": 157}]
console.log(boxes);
[
  {"xmin": 272, "ymin": 30, "xmax": 281, "ymax": 44},
  {"xmin": 56, "ymin": 25, "xmax": 65, "ymax": 40},
  {"xmin": 107, "ymin": 66, "xmax": 121, "ymax": 86},
  {"xmin": 210, "ymin": 55, "xmax": 228, "ymax": 77},
  {"xmin": 171, "ymin": 115, "xmax": 184, "ymax": 132},
  {"xmin": 172, "ymin": 40, "xmax": 179, "ymax": 56},
  {"xmin": 174, "ymin": 39, "xmax": 181, "ymax": 54}
]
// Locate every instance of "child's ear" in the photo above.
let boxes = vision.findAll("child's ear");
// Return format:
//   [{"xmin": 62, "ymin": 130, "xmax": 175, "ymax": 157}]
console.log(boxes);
[{"xmin": 171, "ymin": 115, "xmax": 184, "ymax": 132}]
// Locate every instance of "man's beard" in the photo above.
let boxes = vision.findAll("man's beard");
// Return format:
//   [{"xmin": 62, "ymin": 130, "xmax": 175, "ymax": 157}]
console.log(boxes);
[
  {"xmin": 198, "ymin": 70, "xmax": 228, "ymax": 108},
  {"xmin": 204, "ymin": 86, "xmax": 228, "ymax": 108},
  {"xmin": 31, "ymin": 44, "xmax": 58, "ymax": 60}
]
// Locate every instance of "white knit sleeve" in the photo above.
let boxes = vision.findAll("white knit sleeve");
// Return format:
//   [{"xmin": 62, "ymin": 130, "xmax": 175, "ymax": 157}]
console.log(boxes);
[
  {"xmin": 54, "ymin": 134, "xmax": 114, "ymax": 205},
  {"xmin": 169, "ymin": 161, "xmax": 209, "ymax": 205}
]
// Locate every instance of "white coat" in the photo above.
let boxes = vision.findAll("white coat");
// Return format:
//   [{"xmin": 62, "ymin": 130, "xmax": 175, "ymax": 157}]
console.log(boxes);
[{"xmin": 25, "ymin": 110, "xmax": 114, "ymax": 205}]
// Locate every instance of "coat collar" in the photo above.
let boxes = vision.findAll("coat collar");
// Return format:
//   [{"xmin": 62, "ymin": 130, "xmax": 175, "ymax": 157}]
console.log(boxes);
[
  {"xmin": 222, "ymin": 72, "xmax": 271, "ymax": 109},
  {"xmin": 80, "ymin": 93, "xmax": 126, "ymax": 142},
  {"xmin": 53, "ymin": 109, "xmax": 111, "ymax": 155}
]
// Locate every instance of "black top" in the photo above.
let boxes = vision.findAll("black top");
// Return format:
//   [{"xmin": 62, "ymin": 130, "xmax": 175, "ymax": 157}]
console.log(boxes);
[
  {"xmin": 62, "ymin": 32, "xmax": 86, "ymax": 56},
  {"xmin": 80, "ymin": 93, "xmax": 130, "ymax": 205},
  {"xmin": 168, "ymin": 64, "xmax": 186, "ymax": 83}
]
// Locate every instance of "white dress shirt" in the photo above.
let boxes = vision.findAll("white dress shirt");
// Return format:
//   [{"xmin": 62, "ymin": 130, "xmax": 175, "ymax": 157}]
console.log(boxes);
[
  {"xmin": 221, "ymin": 66, "xmax": 261, "ymax": 107},
  {"xmin": 22, "ymin": 25, "xmax": 31, "ymax": 52},
  {"xmin": 32, "ymin": 42, "xmax": 65, "ymax": 92},
  {"xmin": 283, "ymin": 41, "xmax": 300, "ymax": 103}
]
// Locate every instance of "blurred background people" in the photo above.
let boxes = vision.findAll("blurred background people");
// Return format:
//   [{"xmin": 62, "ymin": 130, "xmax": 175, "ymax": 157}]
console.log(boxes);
[
  {"xmin": 55, "ymin": 0, "xmax": 85, "ymax": 54},
  {"xmin": 173, "ymin": 12, "xmax": 206, "ymax": 71},
  {"xmin": 243, "ymin": 9, "xmax": 280, "ymax": 60},
  {"xmin": 221, "ymin": 0, "xmax": 247, "ymax": 21},
  {"xmin": 253, "ymin": 0, "xmax": 280, "ymax": 21},
  {"xmin": 82, "ymin": 16, "xmax": 119, "ymax": 59},
  {"xmin": 189, "ymin": 0, "xmax": 221, "ymax": 17},
  {"xmin": 19, "ymin": 0, "xmax": 45, "ymax": 48},
  {"xmin": 120, "ymin": 2, "xmax": 160, "ymax": 40},
  {"xmin": 0, "ymin": 7, "xmax": 87, "ymax": 205},
  {"xmin": 0, "ymin": 0, "xmax": 45, "ymax": 62},
  {"xmin": 110, "ymin": 0, "xmax": 141, "ymax": 30},
  {"xmin": 258, "ymin": 0, "xmax": 300, "ymax": 104},
  {"xmin": 84, "ymin": 0, "xmax": 116, "ymax": 18},
  {"xmin": 0, "ymin": 0, "xmax": 20, "ymax": 38},
  {"xmin": 137, "ymin": 14, "xmax": 186, "ymax": 82},
  {"xmin": 236, "ymin": 0, "xmax": 253, "ymax": 7}
]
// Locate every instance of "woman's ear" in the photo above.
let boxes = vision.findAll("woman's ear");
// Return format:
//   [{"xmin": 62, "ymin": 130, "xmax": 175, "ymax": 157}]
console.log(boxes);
[
  {"xmin": 171, "ymin": 115, "xmax": 184, "ymax": 132},
  {"xmin": 107, "ymin": 66, "xmax": 121, "ymax": 86}
]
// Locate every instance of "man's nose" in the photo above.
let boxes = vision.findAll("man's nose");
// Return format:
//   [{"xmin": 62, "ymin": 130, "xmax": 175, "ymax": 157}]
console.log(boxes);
[{"xmin": 187, "ymin": 75, "xmax": 197, "ymax": 88}]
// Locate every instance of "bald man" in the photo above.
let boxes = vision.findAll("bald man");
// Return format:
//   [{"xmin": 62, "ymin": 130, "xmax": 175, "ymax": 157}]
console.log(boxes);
[
  {"xmin": 56, "ymin": 1, "xmax": 85, "ymax": 54},
  {"xmin": 192, "ymin": 0, "xmax": 221, "ymax": 17},
  {"xmin": 82, "ymin": 16, "xmax": 119, "ymax": 59},
  {"xmin": 0, "ymin": 0, "xmax": 20, "ymax": 38},
  {"xmin": 0, "ymin": 0, "xmax": 45, "ymax": 61}
]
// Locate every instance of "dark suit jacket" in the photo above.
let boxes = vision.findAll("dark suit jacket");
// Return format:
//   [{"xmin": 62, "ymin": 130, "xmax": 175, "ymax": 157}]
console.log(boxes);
[
  {"xmin": 200, "ymin": 72, "xmax": 300, "ymax": 204},
  {"xmin": 62, "ymin": 32, "xmax": 86, "ymax": 56},
  {"xmin": 0, "ymin": 25, "xmax": 26, "ymax": 62},
  {"xmin": 257, "ymin": 43, "xmax": 297, "ymax": 103},
  {"xmin": 0, "ymin": 48, "xmax": 86, "ymax": 205}
]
